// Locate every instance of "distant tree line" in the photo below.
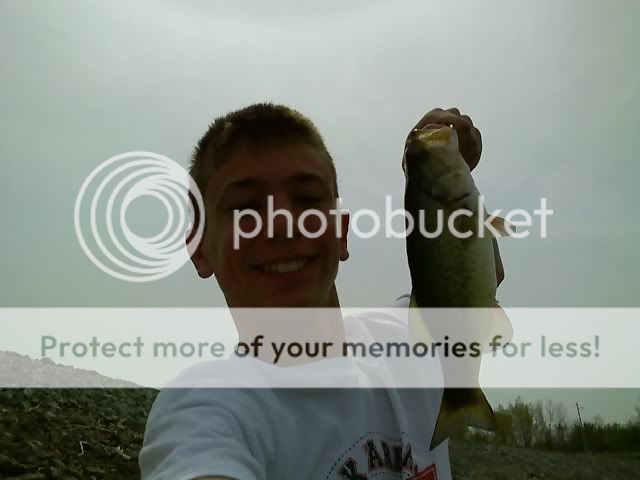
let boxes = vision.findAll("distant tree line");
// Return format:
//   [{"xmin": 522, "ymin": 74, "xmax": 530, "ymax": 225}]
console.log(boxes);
[{"xmin": 454, "ymin": 395, "xmax": 640, "ymax": 453}]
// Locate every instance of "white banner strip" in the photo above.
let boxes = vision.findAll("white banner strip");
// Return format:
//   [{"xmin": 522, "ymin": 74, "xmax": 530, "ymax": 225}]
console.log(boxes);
[{"xmin": 0, "ymin": 308, "xmax": 636, "ymax": 389}]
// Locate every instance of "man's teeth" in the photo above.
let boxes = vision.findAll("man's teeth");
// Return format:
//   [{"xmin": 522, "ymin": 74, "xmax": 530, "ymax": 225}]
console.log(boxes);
[{"xmin": 261, "ymin": 258, "xmax": 309, "ymax": 273}]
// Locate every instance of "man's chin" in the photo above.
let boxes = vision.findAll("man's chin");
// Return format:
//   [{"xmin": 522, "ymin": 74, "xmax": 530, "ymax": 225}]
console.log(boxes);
[{"xmin": 261, "ymin": 295, "xmax": 318, "ymax": 308}]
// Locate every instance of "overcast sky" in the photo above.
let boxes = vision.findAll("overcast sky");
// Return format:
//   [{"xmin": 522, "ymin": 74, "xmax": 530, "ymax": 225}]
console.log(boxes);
[{"xmin": 1, "ymin": 0, "xmax": 639, "ymax": 422}]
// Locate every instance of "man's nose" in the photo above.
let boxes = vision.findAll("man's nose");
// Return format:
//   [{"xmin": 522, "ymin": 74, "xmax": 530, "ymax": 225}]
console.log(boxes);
[{"xmin": 268, "ymin": 195, "xmax": 299, "ymax": 239}]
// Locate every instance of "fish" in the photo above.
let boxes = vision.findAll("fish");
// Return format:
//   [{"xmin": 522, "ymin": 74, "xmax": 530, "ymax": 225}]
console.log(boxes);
[{"xmin": 402, "ymin": 124, "xmax": 513, "ymax": 450}]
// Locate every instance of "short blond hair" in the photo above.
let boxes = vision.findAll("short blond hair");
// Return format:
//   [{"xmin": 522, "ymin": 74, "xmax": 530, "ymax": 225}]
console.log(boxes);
[{"xmin": 189, "ymin": 103, "xmax": 339, "ymax": 203}]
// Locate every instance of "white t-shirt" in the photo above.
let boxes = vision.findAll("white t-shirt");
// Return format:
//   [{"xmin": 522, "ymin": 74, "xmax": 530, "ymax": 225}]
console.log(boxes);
[{"xmin": 139, "ymin": 299, "xmax": 451, "ymax": 480}]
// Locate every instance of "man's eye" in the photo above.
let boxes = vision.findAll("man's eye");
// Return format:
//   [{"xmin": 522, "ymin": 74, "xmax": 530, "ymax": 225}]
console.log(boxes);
[
  {"xmin": 296, "ymin": 195, "xmax": 325, "ymax": 205},
  {"xmin": 227, "ymin": 202, "xmax": 260, "ymax": 212}
]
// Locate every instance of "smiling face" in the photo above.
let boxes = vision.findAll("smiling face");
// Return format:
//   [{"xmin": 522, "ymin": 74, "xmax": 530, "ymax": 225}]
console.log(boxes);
[{"xmin": 191, "ymin": 142, "xmax": 349, "ymax": 308}]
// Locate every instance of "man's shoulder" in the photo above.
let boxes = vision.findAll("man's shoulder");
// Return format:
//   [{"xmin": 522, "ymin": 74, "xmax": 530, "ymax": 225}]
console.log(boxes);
[{"xmin": 343, "ymin": 294, "xmax": 412, "ymax": 339}]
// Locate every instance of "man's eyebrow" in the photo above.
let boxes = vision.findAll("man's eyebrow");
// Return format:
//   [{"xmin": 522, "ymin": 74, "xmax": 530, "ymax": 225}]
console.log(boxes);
[
  {"xmin": 218, "ymin": 172, "xmax": 330, "ymax": 199},
  {"xmin": 220, "ymin": 177, "xmax": 264, "ymax": 196},
  {"xmin": 286, "ymin": 172, "xmax": 330, "ymax": 188}
]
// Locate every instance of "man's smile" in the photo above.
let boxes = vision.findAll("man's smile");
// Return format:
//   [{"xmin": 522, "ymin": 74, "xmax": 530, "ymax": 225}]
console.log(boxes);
[{"xmin": 250, "ymin": 255, "xmax": 319, "ymax": 274}]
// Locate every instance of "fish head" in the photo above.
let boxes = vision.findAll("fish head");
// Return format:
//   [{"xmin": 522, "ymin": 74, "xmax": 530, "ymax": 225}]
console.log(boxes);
[
  {"xmin": 403, "ymin": 124, "xmax": 460, "ymax": 174},
  {"xmin": 403, "ymin": 125, "xmax": 478, "ymax": 210}
]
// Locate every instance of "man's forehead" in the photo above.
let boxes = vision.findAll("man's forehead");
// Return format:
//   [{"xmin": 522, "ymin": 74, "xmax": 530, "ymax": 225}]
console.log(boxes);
[
  {"xmin": 221, "ymin": 172, "xmax": 329, "ymax": 192},
  {"xmin": 206, "ymin": 143, "xmax": 333, "ymax": 198}
]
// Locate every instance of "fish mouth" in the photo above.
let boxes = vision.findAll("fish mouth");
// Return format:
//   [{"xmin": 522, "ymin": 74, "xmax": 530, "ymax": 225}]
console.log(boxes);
[
  {"xmin": 403, "ymin": 125, "xmax": 454, "ymax": 173},
  {"xmin": 407, "ymin": 125, "xmax": 453, "ymax": 146},
  {"xmin": 450, "ymin": 192, "xmax": 471, "ymax": 204},
  {"xmin": 430, "ymin": 192, "xmax": 471, "ymax": 207}
]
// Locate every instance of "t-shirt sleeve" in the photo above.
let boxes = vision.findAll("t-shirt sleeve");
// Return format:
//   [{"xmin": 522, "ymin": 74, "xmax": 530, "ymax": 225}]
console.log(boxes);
[{"xmin": 139, "ymin": 389, "xmax": 267, "ymax": 480}]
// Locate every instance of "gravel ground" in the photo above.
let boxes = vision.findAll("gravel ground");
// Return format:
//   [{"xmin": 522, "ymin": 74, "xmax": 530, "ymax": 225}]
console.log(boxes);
[
  {"xmin": 2, "ymin": 351, "xmax": 639, "ymax": 480},
  {"xmin": 449, "ymin": 440, "xmax": 640, "ymax": 480}
]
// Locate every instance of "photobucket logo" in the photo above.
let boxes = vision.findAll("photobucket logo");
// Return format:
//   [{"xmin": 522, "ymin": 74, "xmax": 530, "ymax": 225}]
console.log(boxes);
[
  {"xmin": 233, "ymin": 195, "xmax": 553, "ymax": 248},
  {"xmin": 74, "ymin": 151, "xmax": 204, "ymax": 282}
]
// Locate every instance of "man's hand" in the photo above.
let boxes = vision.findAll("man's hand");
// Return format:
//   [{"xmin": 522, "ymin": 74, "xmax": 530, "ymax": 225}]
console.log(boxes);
[{"xmin": 410, "ymin": 107, "xmax": 482, "ymax": 171}]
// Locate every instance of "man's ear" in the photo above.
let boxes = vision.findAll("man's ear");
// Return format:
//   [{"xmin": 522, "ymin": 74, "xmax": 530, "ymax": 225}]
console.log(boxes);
[
  {"xmin": 339, "ymin": 210, "xmax": 350, "ymax": 261},
  {"xmin": 186, "ymin": 228, "xmax": 214, "ymax": 279}
]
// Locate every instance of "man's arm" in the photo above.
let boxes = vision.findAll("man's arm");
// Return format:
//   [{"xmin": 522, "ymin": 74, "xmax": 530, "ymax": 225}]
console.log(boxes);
[{"xmin": 140, "ymin": 389, "xmax": 266, "ymax": 480}]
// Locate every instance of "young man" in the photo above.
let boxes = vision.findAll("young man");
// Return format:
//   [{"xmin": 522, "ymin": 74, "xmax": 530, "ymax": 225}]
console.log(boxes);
[{"xmin": 139, "ymin": 103, "xmax": 497, "ymax": 480}]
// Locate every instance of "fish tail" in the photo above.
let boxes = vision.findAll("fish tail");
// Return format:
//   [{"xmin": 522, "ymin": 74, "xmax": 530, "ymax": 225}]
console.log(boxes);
[{"xmin": 430, "ymin": 387, "xmax": 497, "ymax": 450}]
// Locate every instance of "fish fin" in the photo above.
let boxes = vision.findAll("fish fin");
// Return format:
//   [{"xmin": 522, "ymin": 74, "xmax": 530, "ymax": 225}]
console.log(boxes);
[
  {"xmin": 430, "ymin": 388, "xmax": 497, "ymax": 450},
  {"xmin": 409, "ymin": 292, "xmax": 418, "ymax": 308},
  {"xmin": 408, "ymin": 292, "xmax": 434, "ymax": 344},
  {"xmin": 489, "ymin": 216, "xmax": 515, "ymax": 237},
  {"xmin": 492, "ymin": 236, "xmax": 505, "ymax": 285},
  {"xmin": 482, "ymin": 301, "xmax": 514, "ymax": 352}
]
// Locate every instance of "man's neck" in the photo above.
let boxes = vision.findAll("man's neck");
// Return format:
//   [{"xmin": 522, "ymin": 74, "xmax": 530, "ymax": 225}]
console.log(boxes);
[{"xmin": 232, "ymin": 286, "xmax": 347, "ymax": 366}]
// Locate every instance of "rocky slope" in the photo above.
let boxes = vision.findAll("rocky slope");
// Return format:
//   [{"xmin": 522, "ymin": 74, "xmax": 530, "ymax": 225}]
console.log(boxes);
[{"xmin": 1, "ymin": 351, "xmax": 639, "ymax": 479}]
